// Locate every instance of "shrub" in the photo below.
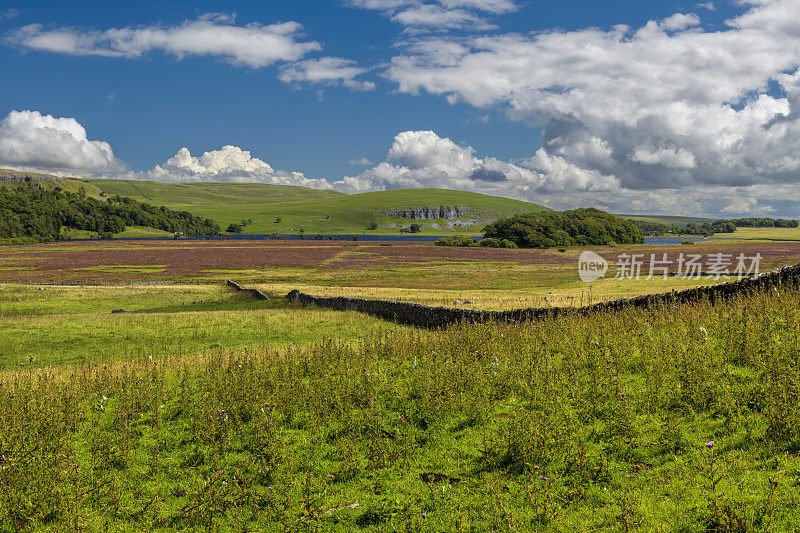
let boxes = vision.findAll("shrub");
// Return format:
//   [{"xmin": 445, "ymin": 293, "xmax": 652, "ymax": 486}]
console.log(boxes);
[
  {"xmin": 408, "ymin": 224, "xmax": 422, "ymax": 233},
  {"xmin": 434, "ymin": 236, "xmax": 476, "ymax": 247},
  {"xmin": 479, "ymin": 237, "xmax": 502, "ymax": 247},
  {"xmin": 226, "ymin": 223, "xmax": 243, "ymax": 234}
]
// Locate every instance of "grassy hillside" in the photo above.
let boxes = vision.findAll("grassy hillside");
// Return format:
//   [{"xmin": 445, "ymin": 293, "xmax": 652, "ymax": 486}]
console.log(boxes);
[
  {"xmin": 618, "ymin": 214, "xmax": 716, "ymax": 226},
  {"xmin": 88, "ymin": 180, "xmax": 549, "ymax": 235},
  {"xmin": 0, "ymin": 168, "xmax": 102, "ymax": 196},
  {"xmin": 87, "ymin": 179, "xmax": 344, "ymax": 207}
]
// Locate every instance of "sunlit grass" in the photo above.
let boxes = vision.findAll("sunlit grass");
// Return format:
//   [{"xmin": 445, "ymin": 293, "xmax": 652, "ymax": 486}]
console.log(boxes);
[
  {"xmin": 3, "ymin": 285, "xmax": 800, "ymax": 530},
  {"xmin": 0, "ymin": 284, "xmax": 407, "ymax": 369},
  {"xmin": 710, "ymin": 226, "xmax": 800, "ymax": 241}
]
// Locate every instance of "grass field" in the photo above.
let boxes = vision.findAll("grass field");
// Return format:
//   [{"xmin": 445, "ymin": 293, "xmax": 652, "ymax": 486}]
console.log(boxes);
[
  {"xmin": 3, "ymin": 235, "xmax": 800, "ymax": 530},
  {"xmin": 3, "ymin": 283, "xmax": 800, "ymax": 530},
  {"xmin": 0, "ymin": 284, "xmax": 405, "ymax": 369},
  {"xmin": 87, "ymin": 180, "xmax": 548, "ymax": 235},
  {"xmin": 709, "ymin": 226, "xmax": 800, "ymax": 241}
]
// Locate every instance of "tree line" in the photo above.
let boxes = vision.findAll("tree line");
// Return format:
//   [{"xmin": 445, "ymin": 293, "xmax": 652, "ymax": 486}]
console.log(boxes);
[
  {"xmin": 0, "ymin": 184, "xmax": 220, "ymax": 243},
  {"xmin": 631, "ymin": 217, "xmax": 798, "ymax": 237}
]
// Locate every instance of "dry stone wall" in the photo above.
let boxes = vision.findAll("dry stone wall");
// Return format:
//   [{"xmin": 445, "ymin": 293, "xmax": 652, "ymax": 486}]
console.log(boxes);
[
  {"xmin": 226, "ymin": 280, "xmax": 270, "ymax": 300},
  {"xmin": 229, "ymin": 262, "xmax": 800, "ymax": 328}
]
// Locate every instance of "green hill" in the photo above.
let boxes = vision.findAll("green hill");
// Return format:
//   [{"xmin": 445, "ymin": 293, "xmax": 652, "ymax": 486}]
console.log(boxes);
[
  {"xmin": 1, "ymin": 169, "xmax": 102, "ymax": 196},
  {"xmin": 87, "ymin": 179, "xmax": 344, "ymax": 207},
  {"xmin": 87, "ymin": 180, "xmax": 549, "ymax": 235}
]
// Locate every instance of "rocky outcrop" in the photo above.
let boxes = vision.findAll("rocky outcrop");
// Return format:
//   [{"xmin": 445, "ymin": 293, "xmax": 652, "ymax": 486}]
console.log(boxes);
[
  {"xmin": 384, "ymin": 206, "xmax": 472, "ymax": 220},
  {"xmin": 0, "ymin": 170, "xmax": 65, "ymax": 183}
]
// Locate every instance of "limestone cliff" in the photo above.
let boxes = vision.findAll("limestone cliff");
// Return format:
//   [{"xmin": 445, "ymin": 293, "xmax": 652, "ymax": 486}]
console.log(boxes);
[{"xmin": 383, "ymin": 206, "xmax": 472, "ymax": 220}]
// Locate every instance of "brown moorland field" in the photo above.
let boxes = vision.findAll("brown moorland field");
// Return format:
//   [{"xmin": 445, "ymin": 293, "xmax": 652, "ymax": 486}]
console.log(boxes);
[{"xmin": 1, "ymin": 239, "xmax": 800, "ymax": 285}]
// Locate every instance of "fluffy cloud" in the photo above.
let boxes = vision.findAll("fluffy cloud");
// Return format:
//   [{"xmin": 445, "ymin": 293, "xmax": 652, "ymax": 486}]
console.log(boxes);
[
  {"xmin": 330, "ymin": 129, "xmax": 800, "ymax": 217},
  {"xmin": 279, "ymin": 57, "xmax": 375, "ymax": 90},
  {"xmin": 148, "ymin": 145, "xmax": 334, "ymax": 189},
  {"xmin": 720, "ymin": 197, "xmax": 775, "ymax": 215},
  {"xmin": 381, "ymin": 0, "xmax": 800, "ymax": 215},
  {"xmin": 345, "ymin": 0, "xmax": 517, "ymax": 31},
  {"xmin": 7, "ymin": 14, "xmax": 321, "ymax": 68},
  {"xmin": 0, "ymin": 110, "xmax": 122, "ymax": 175},
  {"xmin": 332, "ymin": 130, "xmax": 545, "ymax": 194}
]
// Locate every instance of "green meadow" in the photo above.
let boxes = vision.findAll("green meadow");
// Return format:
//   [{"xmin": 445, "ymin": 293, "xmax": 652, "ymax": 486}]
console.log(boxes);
[
  {"xmin": 3, "ymin": 281, "xmax": 800, "ymax": 531},
  {"xmin": 0, "ymin": 284, "xmax": 402, "ymax": 369}
]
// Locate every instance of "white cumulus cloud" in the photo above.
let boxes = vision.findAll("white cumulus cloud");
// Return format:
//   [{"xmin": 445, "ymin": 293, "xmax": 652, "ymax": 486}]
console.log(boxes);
[
  {"xmin": 147, "ymin": 145, "xmax": 334, "ymax": 189},
  {"xmin": 332, "ymin": 130, "xmax": 545, "ymax": 194},
  {"xmin": 0, "ymin": 110, "xmax": 122, "ymax": 176},
  {"xmin": 382, "ymin": 0, "xmax": 800, "ymax": 215}
]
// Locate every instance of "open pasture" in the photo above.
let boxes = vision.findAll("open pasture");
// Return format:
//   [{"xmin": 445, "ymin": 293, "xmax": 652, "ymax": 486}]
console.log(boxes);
[
  {"xmin": 0, "ymin": 284, "xmax": 404, "ymax": 370},
  {"xmin": 3, "ymin": 284, "xmax": 800, "ymax": 530}
]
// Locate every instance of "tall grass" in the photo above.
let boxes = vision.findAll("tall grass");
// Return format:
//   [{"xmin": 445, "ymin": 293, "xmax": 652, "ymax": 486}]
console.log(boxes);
[{"xmin": 2, "ymin": 286, "xmax": 800, "ymax": 530}]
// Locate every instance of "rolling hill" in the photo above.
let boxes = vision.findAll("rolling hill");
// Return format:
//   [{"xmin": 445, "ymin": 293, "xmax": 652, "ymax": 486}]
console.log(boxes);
[
  {"xmin": 86, "ymin": 179, "xmax": 549, "ymax": 235},
  {"xmin": 2, "ymin": 170, "xmax": 548, "ymax": 235},
  {"xmin": 3, "ymin": 169, "xmax": 738, "ymax": 236}
]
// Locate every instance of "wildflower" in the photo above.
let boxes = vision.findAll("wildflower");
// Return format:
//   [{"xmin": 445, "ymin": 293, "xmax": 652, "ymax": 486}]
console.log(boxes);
[
  {"xmin": 539, "ymin": 476, "xmax": 548, "ymax": 480},
  {"xmin": 329, "ymin": 474, "xmax": 334, "ymax": 479},
  {"xmin": 422, "ymin": 513, "xmax": 427, "ymax": 518},
  {"xmin": 705, "ymin": 441, "xmax": 715, "ymax": 448},
  {"xmin": 534, "ymin": 465, "xmax": 539, "ymax": 470},
  {"xmin": 268, "ymin": 486, "xmax": 273, "ymax": 491}
]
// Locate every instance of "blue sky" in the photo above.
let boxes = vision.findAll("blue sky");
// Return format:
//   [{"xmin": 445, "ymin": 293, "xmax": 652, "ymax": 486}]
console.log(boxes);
[{"xmin": 1, "ymin": 0, "xmax": 799, "ymax": 216}]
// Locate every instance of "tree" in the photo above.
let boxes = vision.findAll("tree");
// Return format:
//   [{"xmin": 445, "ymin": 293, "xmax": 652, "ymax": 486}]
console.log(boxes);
[{"xmin": 483, "ymin": 208, "xmax": 643, "ymax": 248}]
